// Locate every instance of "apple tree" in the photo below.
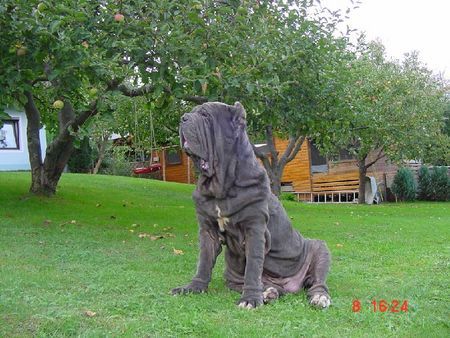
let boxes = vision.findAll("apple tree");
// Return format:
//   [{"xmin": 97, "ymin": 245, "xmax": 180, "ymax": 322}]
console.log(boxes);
[
  {"xmin": 158, "ymin": 0, "xmax": 355, "ymax": 196},
  {"xmin": 227, "ymin": 1, "xmax": 354, "ymax": 196},
  {"xmin": 0, "ymin": 0, "xmax": 361, "ymax": 197},
  {"xmin": 0, "ymin": 0, "xmax": 217, "ymax": 195},
  {"xmin": 323, "ymin": 43, "xmax": 448, "ymax": 203}
]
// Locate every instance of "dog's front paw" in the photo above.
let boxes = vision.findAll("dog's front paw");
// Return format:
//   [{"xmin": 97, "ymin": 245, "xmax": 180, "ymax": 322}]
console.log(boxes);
[
  {"xmin": 237, "ymin": 292, "xmax": 264, "ymax": 309},
  {"xmin": 171, "ymin": 281, "xmax": 208, "ymax": 295},
  {"xmin": 309, "ymin": 293, "xmax": 331, "ymax": 309}
]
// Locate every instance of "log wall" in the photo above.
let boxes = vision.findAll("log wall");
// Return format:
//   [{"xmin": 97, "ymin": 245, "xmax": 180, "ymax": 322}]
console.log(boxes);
[
  {"xmin": 275, "ymin": 138, "xmax": 312, "ymax": 192},
  {"xmin": 150, "ymin": 140, "xmax": 398, "ymax": 199},
  {"xmin": 153, "ymin": 148, "xmax": 196, "ymax": 185},
  {"xmin": 275, "ymin": 138, "xmax": 397, "ymax": 197}
]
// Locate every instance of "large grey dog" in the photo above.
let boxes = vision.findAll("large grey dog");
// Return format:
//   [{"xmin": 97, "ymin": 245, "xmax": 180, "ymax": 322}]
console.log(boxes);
[{"xmin": 172, "ymin": 102, "xmax": 331, "ymax": 309}]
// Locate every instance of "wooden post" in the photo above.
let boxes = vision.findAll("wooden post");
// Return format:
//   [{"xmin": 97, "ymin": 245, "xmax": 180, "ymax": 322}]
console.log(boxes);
[
  {"xmin": 162, "ymin": 149, "xmax": 166, "ymax": 181},
  {"xmin": 187, "ymin": 155, "xmax": 191, "ymax": 184},
  {"xmin": 306, "ymin": 139, "xmax": 314, "ymax": 193}
]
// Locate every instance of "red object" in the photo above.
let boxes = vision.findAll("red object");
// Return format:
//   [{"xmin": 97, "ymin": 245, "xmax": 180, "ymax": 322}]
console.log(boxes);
[
  {"xmin": 133, "ymin": 163, "xmax": 162, "ymax": 174},
  {"xmin": 114, "ymin": 13, "xmax": 125, "ymax": 22}
]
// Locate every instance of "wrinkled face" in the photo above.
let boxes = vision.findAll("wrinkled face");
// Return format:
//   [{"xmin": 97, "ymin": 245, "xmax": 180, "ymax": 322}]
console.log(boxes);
[
  {"xmin": 180, "ymin": 110, "xmax": 210, "ymax": 175},
  {"xmin": 179, "ymin": 103, "xmax": 244, "ymax": 177}
]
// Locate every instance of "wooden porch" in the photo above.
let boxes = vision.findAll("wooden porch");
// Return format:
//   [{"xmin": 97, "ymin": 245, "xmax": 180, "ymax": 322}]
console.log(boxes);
[{"xmin": 291, "ymin": 172, "xmax": 360, "ymax": 203}]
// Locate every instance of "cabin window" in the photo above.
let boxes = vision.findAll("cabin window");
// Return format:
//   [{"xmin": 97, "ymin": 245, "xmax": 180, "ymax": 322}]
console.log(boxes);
[
  {"xmin": 0, "ymin": 120, "xmax": 20, "ymax": 150},
  {"xmin": 330, "ymin": 149, "xmax": 355, "ymax": 162},
  {"xmin": 310, "ymin": 141, "xmax": 328, "ymax": 173},
  {"xmin": 166, "ymin": 149, "xmax": 182, "ymax": 165},
  {"xmin": 338, "ymin": 149, "xmax": 354, "ymax": 161}
]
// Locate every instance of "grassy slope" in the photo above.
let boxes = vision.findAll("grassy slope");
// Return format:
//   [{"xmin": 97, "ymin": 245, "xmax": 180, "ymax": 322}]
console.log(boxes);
[{"xmin": 0, "ymin": 172, "xmax": 448, "ymax": 337}]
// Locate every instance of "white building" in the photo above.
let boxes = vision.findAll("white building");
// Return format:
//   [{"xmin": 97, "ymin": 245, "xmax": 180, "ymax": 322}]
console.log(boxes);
[{"xmin": 0, "ymin": 109, "xmax": 47, "ymax": 171}]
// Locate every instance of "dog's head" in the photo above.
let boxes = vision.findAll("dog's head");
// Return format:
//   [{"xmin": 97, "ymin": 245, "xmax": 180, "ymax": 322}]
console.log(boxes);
[{"xmin": 180, "ymin": 102, "xmax": 247, "ymax": 197}]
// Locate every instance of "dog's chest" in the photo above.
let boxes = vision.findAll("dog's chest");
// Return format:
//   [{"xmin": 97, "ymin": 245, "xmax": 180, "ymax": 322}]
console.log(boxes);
[
  {"xmin": 214, "ymin": 204, "xmax": 246, "ymax": 253},
  {"xmin": 215, "ymin": 204, "xmax": 230, "ymax": 232}
]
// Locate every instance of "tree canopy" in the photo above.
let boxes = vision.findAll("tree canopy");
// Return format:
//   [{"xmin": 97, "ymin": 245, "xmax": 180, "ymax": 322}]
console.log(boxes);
[
  {"xmin": 319, "ymin": 42, "xmax": 449, "ymax": 202},
  {"xmin": 1, "ymin": 0, "xmax": 448, "ymax": 197}
]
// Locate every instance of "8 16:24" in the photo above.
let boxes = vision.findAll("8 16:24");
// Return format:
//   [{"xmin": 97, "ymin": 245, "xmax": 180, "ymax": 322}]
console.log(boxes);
[{"xmin": 352, "ymin": 299, "xmax": 408, "ymax": 312}]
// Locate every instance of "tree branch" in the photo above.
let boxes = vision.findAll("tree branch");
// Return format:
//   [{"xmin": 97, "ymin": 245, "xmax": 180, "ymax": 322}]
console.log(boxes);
[
  {"xmin": 252, "ymin": 143, "xmax": 267, "ymax": 159},
  {"xmin": 58, "ymin": 100, "xmax": 76, "ymax": 133},
  {"xmin": 53, "ymin": 100, "xmax": 98, "ymax": 145},
  {"xmin": 116, "ymin": 83, "xmax": 155, "ymax": 97},
  {"xmin": 31, "ymin": 76, "xmax": 49, "ymax": 85},
  {"xmin": 72, "ymin": 100, "xmax": 99, "ymax": 131},
  {"xmin": 365, "ymin": 148, "xmax": 386, "ymax": 170},
  {"xmin": 23, "ymin": 91, "xmax": 44, "ymax": 169},
  {"xmin": 265, "ymin": 125, "xmax": 278, "ymax": 166},
  {"xmin": 110, "ymin": 79, "xmax": 208, "ymax": 104},
  {"xmin": 356, "ymin": 153, "xmax": 368, "ymax": 168},
  {"xmin": 252, "ymin": 140, "xmax": 272, "ymax": 169},
  {"xmin": 260, "ymin": 155, "xmax": 273, "ymax": 175},
  {"xmin": 184, "ymin": 95, "xmax": 208, "ymax": 104},
  {"xmin": 281, "ymin": 134, "xmax": 305, "ymax": 165}
]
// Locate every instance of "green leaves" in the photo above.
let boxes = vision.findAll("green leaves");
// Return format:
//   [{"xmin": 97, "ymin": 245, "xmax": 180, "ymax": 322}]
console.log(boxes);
[
  {"xmin": 323, "ymin": 39, "xmax": 448, "ymax": 166},
  {"xmin": 2, "ymin": 0, "xmax": 446, "ymax": 170}
]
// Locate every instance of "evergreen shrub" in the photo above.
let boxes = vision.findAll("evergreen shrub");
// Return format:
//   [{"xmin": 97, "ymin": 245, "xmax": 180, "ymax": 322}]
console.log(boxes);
[{"xmin": 391, "ymin": 167, "xmax": 416, "ymax": 201}]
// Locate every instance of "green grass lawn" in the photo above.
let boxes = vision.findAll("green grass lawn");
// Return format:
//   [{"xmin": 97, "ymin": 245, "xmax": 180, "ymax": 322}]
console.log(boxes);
[{"xmin": 0, "ymin": 172, "xmax": 448, "ymax": 337}]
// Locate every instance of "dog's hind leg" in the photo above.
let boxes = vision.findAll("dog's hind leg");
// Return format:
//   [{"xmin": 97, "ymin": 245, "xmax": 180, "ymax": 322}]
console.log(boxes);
[
  {"xmin": 304, "ymin": 240, "xmax": 331, "ymax": 309},
  {"xmin": 263, "ymin": 285, "xmax": 286, "ymax": 303}
]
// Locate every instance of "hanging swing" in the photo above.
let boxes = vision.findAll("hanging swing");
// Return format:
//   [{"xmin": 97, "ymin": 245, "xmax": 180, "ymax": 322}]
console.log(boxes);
[
  {"xmin": 132, "ymin": 103, "xmax": 162, "ymax": 175},
  {"xmin": 133, "ymin": 164, "xmax": 161, "ymax": 174}
]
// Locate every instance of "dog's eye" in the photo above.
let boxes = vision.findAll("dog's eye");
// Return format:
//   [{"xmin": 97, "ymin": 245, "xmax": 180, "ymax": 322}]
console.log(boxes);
[{"xmin": 199, "ymin": 111, "xmax": 209, "ymax": 118}]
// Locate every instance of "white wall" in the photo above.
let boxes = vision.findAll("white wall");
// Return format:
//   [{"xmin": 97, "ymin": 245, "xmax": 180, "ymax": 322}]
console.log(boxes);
[{"xmin": 0, "ymin": 109, "xmax": 47, "ymax": 171}]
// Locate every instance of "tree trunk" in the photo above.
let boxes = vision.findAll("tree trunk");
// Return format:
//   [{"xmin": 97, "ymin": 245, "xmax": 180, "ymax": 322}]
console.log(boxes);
[
  {"xmin": 42, "ymin": 134, "xmax": 75, "ymax": 195},
  {"xmin": 356, "ymin": 149, "xmax": 386, "ymax": 204},
  {"xmin": 24, "ymin": 91, "xmax": 45, "ymax": 193},
  {"xmin": 92, "ymin": 134, "xmax": 110, "ymax": 174},
  {"xmin": 253, "ymin": 126, "xmax": 305, "ymax": 197},
  {"xmin": 24, "ymin": 92, "xmax": 98, "ymax": 196},
  {"xmin": 357, "ymin": 158, "xmax": 367, "ymax": 204},
  {"xmin": 267, "ymin": 168, "xmax": 282, "ymax": 197}
]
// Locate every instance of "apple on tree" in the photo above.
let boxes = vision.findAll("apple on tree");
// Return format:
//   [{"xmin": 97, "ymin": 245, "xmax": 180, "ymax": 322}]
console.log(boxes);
[
  {"xmin": 37, "ymin": 3, "xmax": 46, "ymax": 12},
  {"xmin": 52, "ymin": 100, "xmax": 64, "ymax": 109},
  {"xmin": 16, "ymin": 46, "xmax": 27, "ymax": 56},
  {"xmin": 114, "ymin": 13, "xmax": 124, "ymax": 22}
]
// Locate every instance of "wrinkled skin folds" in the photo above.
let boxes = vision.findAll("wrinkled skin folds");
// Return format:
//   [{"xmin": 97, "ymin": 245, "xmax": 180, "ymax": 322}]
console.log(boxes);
[{"xmin": 172, "ymin": 102, "xmax": 331, "ymax": 309}]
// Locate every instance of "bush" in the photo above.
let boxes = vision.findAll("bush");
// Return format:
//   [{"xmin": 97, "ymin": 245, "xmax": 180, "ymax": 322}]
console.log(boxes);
[
  {"xmin": 429, "ymin": 166, "xmax": 450, "ymax": 201},
  {"xmin": 68, "ymin": 137, "xmax": 95, "ymax": 173},
  {"xmin": 100, "ymin": 146, "xmax": 134, "ymax": 177},
  {"xmin": 280, "ymin": 193, "xmax": 296, "ymax": 202},
  {"xmin": 417, "ymin": 166, "xmax": 432, "ymax": 200},
  {"xmin": 391, "ymin": 167, "xmax": 416, "ymax": 201},
  {"xmin": 417, "ymin": 166, "xmax": 450, "ymax": 201}
]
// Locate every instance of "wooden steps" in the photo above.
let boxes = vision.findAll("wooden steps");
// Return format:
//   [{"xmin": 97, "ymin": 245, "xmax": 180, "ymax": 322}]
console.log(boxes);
[
  {"xmin": 292, "ymin": 172, "xmax": 360, "ymax": 203},
  {"xmin": 312, "ymin": 173, "xmax": 359, "ymax": 193}
]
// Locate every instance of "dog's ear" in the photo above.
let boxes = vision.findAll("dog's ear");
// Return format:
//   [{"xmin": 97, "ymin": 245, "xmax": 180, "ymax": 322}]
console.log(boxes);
[{"xmin": 234, "ymin": 102, "xmax": 246, "ymax": 120}]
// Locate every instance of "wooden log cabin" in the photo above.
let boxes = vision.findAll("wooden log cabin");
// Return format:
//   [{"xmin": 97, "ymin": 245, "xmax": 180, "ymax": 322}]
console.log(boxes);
[
  {"xmin": 132, "ymin": 146, "xmax": 197, "ymax": 185},
  {"xmin": 274, "ymin": 138, "xmax": 398, "ymax": 203},
  {"xmin": 133, "ymin": 139, "xmax": 397, "ymax": 203}
]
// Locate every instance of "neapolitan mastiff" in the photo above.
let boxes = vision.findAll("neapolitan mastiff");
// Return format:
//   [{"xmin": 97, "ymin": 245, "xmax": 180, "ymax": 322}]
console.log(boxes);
[{"xmin": 172, "ymin": 102, "xmax": 331, "ymax": 309}]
